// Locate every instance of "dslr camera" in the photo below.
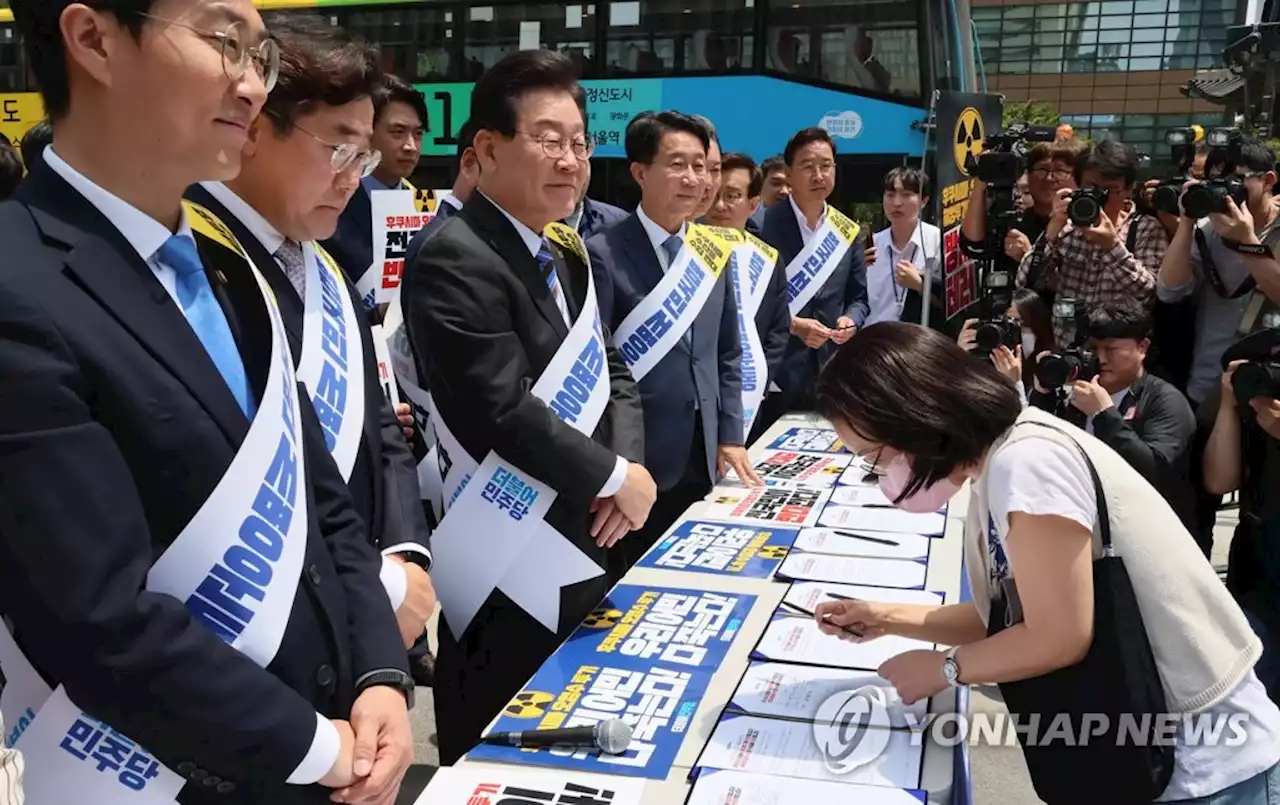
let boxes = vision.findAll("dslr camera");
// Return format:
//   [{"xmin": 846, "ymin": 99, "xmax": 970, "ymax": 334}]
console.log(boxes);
[
  {"xmin": 973, "ymin": 270, "xmax": 1021, "ymax": 355},
  {"xmin": 1067, "ymin": 186, "xmax": 1109, "ymax": 228},
  {"xmin": 1035, "ymin": 298, "xmax": 1100, "ymax": 389},
  {"xmin": 1232, "ymin": 359, "xmax": 1280, "ymax": 402},
  {"xmin": 1182, "ymin": 127, "xmax": 1248, "ymax": 219},
  {"xmin": 1151, "ymin": 126, "xmax": 1204, "ymax": 216},
  {"xmin": 963, "ymin": 122, "xmax": 1056, "ymax": 262}
]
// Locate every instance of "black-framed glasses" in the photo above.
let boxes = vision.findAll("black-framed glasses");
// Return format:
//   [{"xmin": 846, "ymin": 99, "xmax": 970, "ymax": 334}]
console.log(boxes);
[
  {"xmin": 853, "ymin": 445, "xmax": 887, "ymax": 479},
  {"xmin": 518, "ymin": 131, "xmax": 595, "ymax": 161},
  {"xmin": 1029, "ymin": 167, "xmax": 1072, "ymax": 180},
  {"xmin": 291, "ymin": 123, "xmax": 382, "ymax": 177},
  {"xmin": 137, "ymin": 13, "xmax": 280, "ymax": 93}
]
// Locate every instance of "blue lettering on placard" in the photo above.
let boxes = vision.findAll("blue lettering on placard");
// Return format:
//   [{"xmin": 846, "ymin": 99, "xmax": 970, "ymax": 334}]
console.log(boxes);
[
  {"xmin": 747, "ymin": 251, "xmax": 766, "ymax": 294},
  {"xmin": 186, "ymin": 414, "xmax": 298, "ymax": 642},
  {"xmin": 313, "ymin": 261, "xmax": 349, "ymax": 451},
  {"xmin": 787, "ymin": 272, "xmax": 810, "ymax": 302},
  {"xmin": 549, "ymin": 322, "xmax": 607, "ymax": 422},
  {"xmin": 621, "ymin": 310, "xmax": 672, "ymax": 366},
  {"xmin": 4, "ymin": 707, "xmax": 34, "ymax": 748}
]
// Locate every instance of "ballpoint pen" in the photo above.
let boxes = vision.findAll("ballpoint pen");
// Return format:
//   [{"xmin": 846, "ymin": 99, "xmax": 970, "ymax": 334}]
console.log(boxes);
[{"xmin": 831, "ymin": 529, "xmax": 900, "ymax": 547}]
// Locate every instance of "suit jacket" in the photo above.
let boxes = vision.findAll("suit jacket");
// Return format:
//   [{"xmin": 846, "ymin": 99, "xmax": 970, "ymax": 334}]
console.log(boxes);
[
  {"xmin": 578, "ymin": 197, "xmax": 627, "ymax": 241},
  {"xmin": 1029, "ymin": 372, "xmax": 1198, "ymax": 533},
  {"xmin": 320, "ymin": 176, "xmax": 409, "ymax": 288},
  {"xmin": 0, "ymin": 170, "xmax": 406, "ymax": 804},
  {"xmin": 747, "ymin": 204, "xmax": 767, "ymax": 236},
  {"xmin": 755, "ymin": 239, "xmax": 793, "ymax": 385},
  {"xmin": 404, "ymin": 198, "xmax": 459, "ymax": 275},
  {"xmin": 187, "ymin": 184, "xmax": 431, "ymax": 559},
  {"xmin": 587, "ymin": 213, "xmax": 744, "ymax": 491},
  {"xmin": 759, "ymin": 199, "xmax": 869, "ymax": 405},
  {"xmin": 404, "ymin": 192, "xmax": 644, "ymax": 632}
]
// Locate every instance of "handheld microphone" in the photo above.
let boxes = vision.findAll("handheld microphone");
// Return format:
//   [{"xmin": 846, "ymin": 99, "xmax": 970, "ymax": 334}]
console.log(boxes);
[{"xmin": 480, "ymin": 718, "xmax": 632, "ymax": 755}]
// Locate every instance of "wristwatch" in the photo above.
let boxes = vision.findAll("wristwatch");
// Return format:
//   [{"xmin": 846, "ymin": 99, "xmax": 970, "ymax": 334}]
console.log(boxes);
[
  {"xmin": 356, "ymin": 669, "xmax": 416, "ymax": 709},
  {"xmin": 941, "ymin": 646, "xmax": 963, "ymax": 687}
]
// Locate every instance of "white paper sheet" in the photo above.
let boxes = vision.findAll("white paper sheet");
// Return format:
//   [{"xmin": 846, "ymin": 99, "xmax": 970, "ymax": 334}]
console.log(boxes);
[
  {"xmin": 829, "ymin": 484, "xmax": 894, "ymax": 507},
  {"xmin": 727, "ymin": 449, "xmax": 851, "ymax": 489},
  {"xmin": 817, "ymin": 505, "xmax": 946, "ymax": 536},
  {"xmin": 697, "ymin": 713, "xmax": 924, "ymax": 788},
  {"xmin": 414, "ymin": 765, "xmax": 646, "ymax": 805},
  {"xmin": 701, "ymin": 485, "xmax": 830, "ymax": 528},
  {"xmin": 687, "ymin": 769, "xmax": 927, "ymax": 805},
  {"xmin": 728, "ymin": 661, "xmax": 927, "ymax": 727},
  {"xmin": 782, "ymin": 581, "xmax": 944, "ymax": 613},
  {"xmin": 753, "ymin": 612, "xmax": 935, "ymax": 670},
  {"xmin": 794, "ymin": 527, "xmax": 931, "ymax": 561},
  {"xmin": 776, "ymin": 551, "xmax": 928, "ymax": 589}
]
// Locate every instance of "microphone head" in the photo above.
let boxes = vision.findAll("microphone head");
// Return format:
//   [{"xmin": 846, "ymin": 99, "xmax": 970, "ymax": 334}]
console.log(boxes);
[{"xmin": 594, "ymin": 718, "xmax": 633, "ymax": 755}]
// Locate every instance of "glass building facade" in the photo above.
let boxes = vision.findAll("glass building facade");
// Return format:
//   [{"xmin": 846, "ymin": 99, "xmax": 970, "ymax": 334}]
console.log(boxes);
[{"xmin": 973, "ymin": 0, "xmax": 1239, "ymax": 160}]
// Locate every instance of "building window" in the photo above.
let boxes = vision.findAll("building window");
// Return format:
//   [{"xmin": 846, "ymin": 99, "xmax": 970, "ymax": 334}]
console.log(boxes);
[
  {"xmin": 0, "ymin": 23, "xmax": 21, "ymax": 92},
  {"xmin": 344, "ymin": 7, "xmax": 459, "ymax": 81},
  {"xmin": 604, "ymin": 0, "xmax": 754, "ymax": 76},
  {"xmin": 765, "ymin": 0, "xmax": 921, "ymax": 96},
  {"xmin": 462, "ymin": 4, "xmax": 599, "ymax": 76}
]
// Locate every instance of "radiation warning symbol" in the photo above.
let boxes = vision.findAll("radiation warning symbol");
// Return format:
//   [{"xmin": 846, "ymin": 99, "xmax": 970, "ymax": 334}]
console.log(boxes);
[
  {"xmin": 504, "ymin": 690, "xmax": 555, "ymax": 719},
  {"xmin": 758, "ymin": 545, "xmax": 790, "ymax": 559},
  {"xmin": 581, "ymin": 608, "xmax": 623, "ymax": 629},
  {"xmin": 414, "ymin": 187, "xmax": 437, "ymax": 214},
  {"xmin": 954, "ymin": 107, "xmax": 985, "ymax": 177}
]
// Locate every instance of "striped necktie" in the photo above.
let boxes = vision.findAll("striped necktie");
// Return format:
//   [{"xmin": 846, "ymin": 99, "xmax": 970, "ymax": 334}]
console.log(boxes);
[{"xmin": 536, "ymin": 238, "xmax": 570, "ymax": 325}]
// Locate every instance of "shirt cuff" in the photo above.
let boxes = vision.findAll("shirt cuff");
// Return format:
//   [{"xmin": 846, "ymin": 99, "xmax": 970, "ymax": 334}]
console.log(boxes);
[
  {"xmin": 379, "ymin": 554, "xmax": 408, "ymax": 612},
  {"xmin": 597, "ymin": 457, "xmax": 629, "ymax": 497},
  {"xmin": 286, "ymin": 714, "xmax": 339, "ymax": 785},
  {"xmin": 381, "ymin": 542, "xmax": 432, "ymax": 570}
]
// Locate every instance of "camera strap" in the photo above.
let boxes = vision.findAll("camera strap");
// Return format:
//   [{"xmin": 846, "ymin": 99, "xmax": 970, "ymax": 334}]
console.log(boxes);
[{"xmin": 1197, "ymin": 227, "xmax": 1257, "ymax": 300}]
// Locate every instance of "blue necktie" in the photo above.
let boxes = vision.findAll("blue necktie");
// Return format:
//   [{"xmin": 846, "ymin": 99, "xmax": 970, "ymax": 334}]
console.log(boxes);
[
  {"xmin": 662, "ymin": 236, "xmax": 691, "ymax": 346},
  {"xmin": 157, "ymin": 234, "xmax": 255, "ymax": 418},
  {"xmin": 536, "ymin": 238, "xmax": 570, "ymax": 325}
]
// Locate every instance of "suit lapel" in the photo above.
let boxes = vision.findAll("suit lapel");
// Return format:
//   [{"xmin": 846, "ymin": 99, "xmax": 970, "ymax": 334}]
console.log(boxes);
[
  {"xmin": 464, "ymin": 194, "xmax": 569, "ymax": 340},
  {"xmin": 23, "ymin": 172, "xmax": 250, "ymax": 444},
  {"xmin": 620, "ymin": 214, "xmax": 690, "ymax": 355}
]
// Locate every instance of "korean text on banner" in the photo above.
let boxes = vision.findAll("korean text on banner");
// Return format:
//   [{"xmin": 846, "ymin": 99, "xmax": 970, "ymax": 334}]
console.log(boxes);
[{"xmin": 370, "ymin": 189, "xmax": 425, "ymax": 305}]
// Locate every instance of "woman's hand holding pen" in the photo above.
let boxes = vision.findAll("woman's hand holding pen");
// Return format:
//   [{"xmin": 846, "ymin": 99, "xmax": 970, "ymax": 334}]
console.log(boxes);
[{"xmin": 814, "ymin": 595, "xmax": 895, "ymax": 643}]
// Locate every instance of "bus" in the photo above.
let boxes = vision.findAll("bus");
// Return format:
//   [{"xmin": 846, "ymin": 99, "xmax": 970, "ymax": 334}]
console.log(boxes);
[{"xmin": 0, "ymin": 0, "xmax": 974, "ymax": 208}]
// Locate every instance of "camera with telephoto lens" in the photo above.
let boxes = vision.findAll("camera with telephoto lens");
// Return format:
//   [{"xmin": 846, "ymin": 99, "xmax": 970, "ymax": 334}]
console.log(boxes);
[
  {"xmin": 968, "ymin": 122, "xmax": 1058, "ymax": 188},
  {"xmin": 1035, "ymin": 298, "xmax": 1099, "ymax": 389},
  {"xmin": 1067, "ymin": 186, "xmax": 1109, "ymax": 228},
  {"xmin": 1151, "ymin": 126, "xmax": 1204, "ymax": 215},
  {"xmin": 1181, "ymin": 127, "xmax": 1248, "ymax": 219},
  {"xmin": 1232, "ymin": 360, "xmax": 1280, "ymax": 402},
  {"xmin": 973, "ymin": 269, "xmax": 1020, "ymax": 355}
]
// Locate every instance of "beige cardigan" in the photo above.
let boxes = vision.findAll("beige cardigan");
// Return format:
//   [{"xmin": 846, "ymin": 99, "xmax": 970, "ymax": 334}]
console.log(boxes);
[{"xmin": 964, "ymin": 406, "xmax": 1260, "ymax": 714}]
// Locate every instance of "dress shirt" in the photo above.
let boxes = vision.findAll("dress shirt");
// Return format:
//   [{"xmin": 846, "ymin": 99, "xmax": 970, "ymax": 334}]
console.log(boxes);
[
  {"xmin": 440, "ymin": 193, "xmax": 463, "ymax": 213},
  {"xmin": 42, "ymin": 152, "xmax": 338, "ymax": 786},
  {"xmin": 636, "ymin": 203, "xmax": 689, "ymax": 269},
  {"xmin": 868, "ymin": 222, "xmax": 942, "ymax": 326},
  {"xmin": 483, "ymin": 193, "xmax": 629, "ymax": 497},
  {"xmin": 790, "ymin": 195, "xmax": 828, "ymax": 247}
]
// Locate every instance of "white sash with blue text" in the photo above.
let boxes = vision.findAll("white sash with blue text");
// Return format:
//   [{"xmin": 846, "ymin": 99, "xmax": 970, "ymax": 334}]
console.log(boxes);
[
  {"xmin": 707, "ymin": 227, "xmax": 777, "ymax": 438},
  {"xmin": 0, "ymin": 201, "xmax": 310, "ymax": 805},
  {"xmin": 785, "ymin": 205, "xmax": 860, "ymax": 316},
  {"xmin": 427, "ymin": 223, "xmax": 612, "ymax": 639},
  {"xmin": 611, "ymin": 224, "xmax": 735, "ymax": 382},
  {"xmin": 299, "ymin": 243, "xmax": 366, "ymax": 482}
]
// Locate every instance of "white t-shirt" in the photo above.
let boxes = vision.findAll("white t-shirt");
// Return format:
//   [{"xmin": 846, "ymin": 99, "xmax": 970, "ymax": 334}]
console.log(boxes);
[{"xmin": 985, "ymin": 436, "xmax": 1280, "ymax": 800}]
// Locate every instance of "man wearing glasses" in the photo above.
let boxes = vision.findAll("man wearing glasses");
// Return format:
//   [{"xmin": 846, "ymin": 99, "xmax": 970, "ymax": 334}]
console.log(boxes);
[
  {"xmin": 403, "ymin": 48, "xmax": 653, "ymax": 765},
  {"xmin": 587, "ymin": 110, "xmax": 759, "ymax": 581},
  {"xmin": 0, "ymin": 2, "xmax": 412, "ymax": 803},
  {"xmin": 187, "ymin": 14, "xmax": 435, "ymax": 686}
]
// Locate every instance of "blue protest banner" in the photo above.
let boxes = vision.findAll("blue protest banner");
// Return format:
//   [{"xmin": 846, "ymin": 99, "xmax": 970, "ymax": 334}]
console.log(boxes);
[{"xmin": 635, "ymin": 520, "xmax": 798, "ymax": 578}]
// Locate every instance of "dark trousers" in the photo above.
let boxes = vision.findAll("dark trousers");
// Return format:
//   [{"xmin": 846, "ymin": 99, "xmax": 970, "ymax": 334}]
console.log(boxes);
[{"xmin": 607, "ymin": 420, "xmax": 711, "ymax": 584}]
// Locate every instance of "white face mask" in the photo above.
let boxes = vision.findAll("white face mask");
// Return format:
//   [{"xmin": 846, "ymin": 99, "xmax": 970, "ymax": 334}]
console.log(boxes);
[{"xmin": 1021, "ymin": 331, "xmax": 1037, "ymax": 358}]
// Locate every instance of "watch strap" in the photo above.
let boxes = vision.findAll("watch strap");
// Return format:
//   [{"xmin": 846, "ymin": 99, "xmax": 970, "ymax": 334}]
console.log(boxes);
[{"xmin": 356, "ymin": 669, "xmax": 416, "ymax": 709}]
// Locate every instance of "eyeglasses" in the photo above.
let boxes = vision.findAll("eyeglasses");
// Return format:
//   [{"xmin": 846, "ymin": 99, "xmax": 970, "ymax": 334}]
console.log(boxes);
[
  {"xmin": 717, "ymin": 189, "xmax": 747, "ymax": 205},
  {"xmin": 519, "ymin": 131, "xmax": 594, "ymax": 161},
  {"xmin": 1029, "ymin": 168, "xmax": 1073, "ymax": 180},
  {"xmin": 851, "ymin": 445, "xmax": 887, "ymax": 478},
  {"xmin": 291, "ymin": 122, "xmax": 382, "ymax": 177},
  {"xmin": 137, "ymin": 13, "xmax": 280, "ymax": 93}
]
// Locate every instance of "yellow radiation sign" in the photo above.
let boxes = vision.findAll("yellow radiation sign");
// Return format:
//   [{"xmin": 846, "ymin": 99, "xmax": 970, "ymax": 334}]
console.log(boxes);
[
  {"xmin": 953, "ymin": 106, "xmax": 985, "ymax": 177},
  {"xmin": 503, "ymin": 690, "xmax": 555, "ymax": 719},
  {"xmin": 580, "ymin": 608, "xmax": 623, "ymax": 629}
]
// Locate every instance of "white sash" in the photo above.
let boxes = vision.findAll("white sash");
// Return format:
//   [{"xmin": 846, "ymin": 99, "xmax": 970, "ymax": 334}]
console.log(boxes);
[
  {"xmin": 0, "ymin": 201, "xmax": 310, "ymax": 805},
  {"xmin": 611, "ymin": 224, "xmax": 735, "ymax": 382},
  {"xmin": 711, "ymin": 228, "xmax": 777, "ymax": 439},
  {"xmin": 382, "ymin": 287, "xmax": 444, "ymax": 517},
  {"xmin": 297, "ymin": 243, "xmax": 366, "ymax": 482},
  {"xmin": 785, "ymin": 205, "xmax": 860, "ymax": 316},
  {"xmin": 428, "ymin": 223, "xmax": 613, "ymax": 640}
]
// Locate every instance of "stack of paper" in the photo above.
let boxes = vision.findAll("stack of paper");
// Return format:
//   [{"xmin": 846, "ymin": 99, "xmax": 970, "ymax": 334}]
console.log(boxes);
[
  {"xmin": 775, "ymin": 551, "xmax": 928, "ymax": 589},
  {"xmin": 751, "ymin": 611, "xmax": 935, "ymax": 670},
  {"xmin": 793, "ymin": 528, "xmax": 932, "ymax": 562},
  {"xmin": 687, "ymin": 770, "xmax": 927, "ymax": 805}
]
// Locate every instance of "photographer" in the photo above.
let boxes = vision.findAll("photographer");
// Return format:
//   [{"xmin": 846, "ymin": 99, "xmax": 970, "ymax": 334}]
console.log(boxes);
[
  {"xmin": 1027, "ymin": 306, "xmax": 1198, "ymax": 536},
  {"xmin": 1017, "ymin": 140, "xmax": 1169, "ymax": 346},
  {"xmin": 812, "ymin": 323, "xmax": 1280, "ymax": 804},
  {"xmin": 1203, "ymin": 329, "xmax": 1280, "ymax": 704},
  {"xmin": 958, "ymin": 287, "xmax": 1057, "ymax": 394},
  {"xmin": 962, "ymin": 138, "xmax": 1081, "ymax": 269}
]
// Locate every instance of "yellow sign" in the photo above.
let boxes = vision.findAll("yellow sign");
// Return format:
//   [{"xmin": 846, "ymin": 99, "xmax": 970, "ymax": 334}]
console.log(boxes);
[
  {"xmin": 953, "ymin": 106, "xmax": 985, "ymax": 177},
  {"xmin": 503, "ymin": 690, "xmax": 555, "ymax": 719},
  {"xmin": 0, "ymin": 93, "xmax": 44, "ymax": 153}
]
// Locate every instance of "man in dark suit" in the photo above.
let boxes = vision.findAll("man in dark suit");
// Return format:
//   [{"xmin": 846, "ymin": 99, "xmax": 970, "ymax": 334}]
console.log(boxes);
[
  {"xmin": 746, "ymin": 154, "xmax": 789, "ymax": 236},
  {"xmin": 588, "ymin": 111, "xmax": 761, "ymax": 578},
  {"xmin": 757, "ymin": 127, "xmax": 869, "ymax": 430},
  {"xmin": 403, "ymin": 49, "xmax": 654, "ymax": 765},
  {"xmin": 0, "ymin": 2, "xmax": 412, "ymax": 803},
  {"xmin": 404, "ymin": 118, "xmax": 478, "ymax": 271},
  {"xmin": 705, "ymin": 151, "xmax": 792, "ymax": 445},
  {"xmin": 567, "ymin": 157, "xmax": 627, "ymax": 241},
  {"xmin": 320, "ymin": 74, "xmax": 428, "ymax": 292},
  {"xmin": 186, "ymin": 15, "xmax": 437, "ymax": 682}
]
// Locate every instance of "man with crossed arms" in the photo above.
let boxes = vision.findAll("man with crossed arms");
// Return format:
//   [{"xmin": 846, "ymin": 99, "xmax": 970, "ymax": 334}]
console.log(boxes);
[
  {"xmin": 185, "ymin": 15, "xmax": 437, "ymax": 680},
  {"xmin": 756, "ymin": 126, "xmax": 869, "ymax": 433},
  {"xmin": 588, "ymin": 110, "xmax": 763, "ymax": 582}
]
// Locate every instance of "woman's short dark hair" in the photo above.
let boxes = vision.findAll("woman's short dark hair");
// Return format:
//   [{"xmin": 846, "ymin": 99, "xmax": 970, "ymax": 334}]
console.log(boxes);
[
  {"xmin": 263, "ymin": 15, "xmax": 381, "ymax": 136},
  {"xmin": 471, "ymin": 49, "xmax": 585, "ymax": 139},
  {"xmin": 1013, "ymin": 288, "xmax": 1055, "ymax": 388},
  {"xmin": 816, "ymin": 323, "xmax": 1022, "ymax": 502}
]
